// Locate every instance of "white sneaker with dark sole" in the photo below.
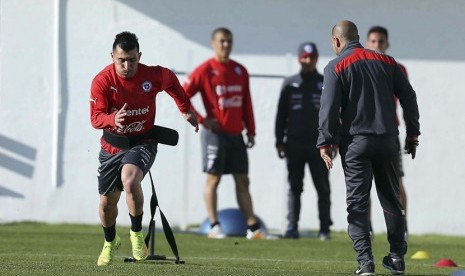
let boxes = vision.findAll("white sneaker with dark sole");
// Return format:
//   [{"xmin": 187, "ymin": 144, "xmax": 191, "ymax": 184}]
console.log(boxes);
[{"xmin": 208, "ymin": 224, "xmax": 226, "ymax": 239}]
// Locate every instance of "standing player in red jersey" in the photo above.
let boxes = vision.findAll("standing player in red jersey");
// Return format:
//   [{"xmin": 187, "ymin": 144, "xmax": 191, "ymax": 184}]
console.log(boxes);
[
  {"xmin": 183, "ymin": 27, "xmax": 265, "ymax": 240},
  {"xmin": 90, "ymin": 32, "xmax": 198, "ymax": 266},
  {"xmin": 366, "ymin": 26, "xmax": 410, "ymax": 240}
]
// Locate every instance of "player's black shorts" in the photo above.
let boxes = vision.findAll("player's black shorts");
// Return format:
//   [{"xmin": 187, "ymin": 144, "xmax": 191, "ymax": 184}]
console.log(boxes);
[
  {"xmin": 201, "ymin": 129, "xmax": 248, "ymax": 174},
  {"xmin": 97, "ymin": 143, "xmax": 158, "ymax": 195}
]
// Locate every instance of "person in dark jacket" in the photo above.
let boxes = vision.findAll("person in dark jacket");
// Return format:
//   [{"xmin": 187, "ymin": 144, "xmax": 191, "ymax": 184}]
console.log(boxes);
[
  {"xmin": 275, "ymin": 42, "xmax": 332, "ymax": 240},
  {"xmin": 317, "ymin": 20, "xmax": 420, "ymax": 275}
]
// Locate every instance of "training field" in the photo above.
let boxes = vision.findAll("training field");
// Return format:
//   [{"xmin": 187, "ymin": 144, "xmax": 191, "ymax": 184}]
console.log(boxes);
[{"xmin": 0, "ymin": 223, "xmax": 463, "ymax": 275}]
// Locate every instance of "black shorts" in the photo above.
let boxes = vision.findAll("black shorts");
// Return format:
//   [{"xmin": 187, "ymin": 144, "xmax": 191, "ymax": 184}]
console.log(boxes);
[
  {"xmin": 97, "ymin": 143, "xmax": 158, "ymax": 195},
  {"xmin": 201, "ymin": 129, "xmax": 248, "ymax": 174}
]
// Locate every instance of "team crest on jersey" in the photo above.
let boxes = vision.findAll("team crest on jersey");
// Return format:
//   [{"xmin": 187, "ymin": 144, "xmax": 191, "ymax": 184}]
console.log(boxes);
[
  {"xmin": 142, "ymin": 81, "xmax": 152, "ymax": 92},
  {"xmin": 234, "ymin": 66, "xmax": 242, "ymax": 75}
]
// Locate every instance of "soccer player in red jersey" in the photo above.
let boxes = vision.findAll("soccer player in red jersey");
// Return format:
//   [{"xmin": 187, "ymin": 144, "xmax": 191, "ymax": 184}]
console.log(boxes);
[
  {"xmin": 183, "ymin": 27, "xmax": 265, "ymax": 239},
  {"xmin": 90, "ymin": 32, "xmax": 198, "ymax": 266}
]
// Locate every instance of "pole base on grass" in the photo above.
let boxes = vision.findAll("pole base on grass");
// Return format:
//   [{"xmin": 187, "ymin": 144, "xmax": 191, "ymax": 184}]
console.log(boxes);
[
  {"xmin": 124, "ymin": 257, "xmax": 137, "ymax": 263},
  {"xmin": 124, "ymin": 255, "xmax": 185, "ymax": 264},
  {"xmin": 146, "ymin": 254, "xmax": 166, "ymax": 261}
]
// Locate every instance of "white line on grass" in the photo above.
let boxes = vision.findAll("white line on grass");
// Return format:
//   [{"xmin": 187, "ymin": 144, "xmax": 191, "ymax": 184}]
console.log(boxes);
[{"xmin": 0, "ymin": 252, "xmax": 440, "ymax": 268}]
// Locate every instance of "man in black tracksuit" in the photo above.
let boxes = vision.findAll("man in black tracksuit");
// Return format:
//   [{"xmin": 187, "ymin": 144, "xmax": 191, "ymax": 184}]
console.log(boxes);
[
  {"xmin": 275, "ymin": 42, "xmax": 332, "ymax": 240},
  {"xmin": 317, "ymin": 21, "xmax": 420, "ymax": 275}
]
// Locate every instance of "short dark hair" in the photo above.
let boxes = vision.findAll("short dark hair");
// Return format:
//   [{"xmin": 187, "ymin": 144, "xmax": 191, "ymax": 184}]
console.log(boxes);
[
  {"xmin": 211, "ymin": 27, "xmax": 233, "ymax": 39},
  {"xmin": 367, "ymin": 26, "xmax": 388, "ymax": 39},
  {"xmin": 112, "ymin": 31, "xmax": 139, "ymax": 52}
]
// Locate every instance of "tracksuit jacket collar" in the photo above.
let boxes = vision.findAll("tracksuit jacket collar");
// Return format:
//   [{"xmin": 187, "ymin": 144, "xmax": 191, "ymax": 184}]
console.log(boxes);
[
  {"xmin": 300, "ymin": 70, "xmax": 320, "ymax": 80},
  {"xmin": 339, "ymin": 41, "xmax": 364, "ymax": 56}
]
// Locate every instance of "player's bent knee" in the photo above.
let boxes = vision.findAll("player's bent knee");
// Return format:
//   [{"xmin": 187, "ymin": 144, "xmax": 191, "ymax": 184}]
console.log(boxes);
[
  {"xmin": 121, "ymin": 164, "xmax": 144, "ymax": 189},
  {"xmin": 99, "ymin": 198, "xmax": 118, "ymax": 212}
]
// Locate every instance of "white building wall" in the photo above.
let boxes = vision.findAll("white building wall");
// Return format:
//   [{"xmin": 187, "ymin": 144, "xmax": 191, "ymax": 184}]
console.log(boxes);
[{"xmin": 1, "ymin": 0, "xmax": 464, "ymax": 236}]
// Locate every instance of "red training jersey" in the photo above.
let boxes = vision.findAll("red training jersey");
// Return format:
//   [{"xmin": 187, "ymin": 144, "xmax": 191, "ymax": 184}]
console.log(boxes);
[
  {"xmin": 90, "ymin": 63, "xmax": 191, "ymax": 154},
  {"xmin": 183, "ymin": 58, "xmax": 255, "ymax": 136}
]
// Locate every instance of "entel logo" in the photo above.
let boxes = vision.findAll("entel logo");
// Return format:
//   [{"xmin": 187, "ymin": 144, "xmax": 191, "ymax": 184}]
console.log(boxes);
[{"xmin": 111, "ymin": 106, "xmax": 150, "ymax": 116}]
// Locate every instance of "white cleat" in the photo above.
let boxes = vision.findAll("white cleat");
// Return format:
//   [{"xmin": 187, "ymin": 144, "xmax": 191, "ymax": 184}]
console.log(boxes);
[{"xmin": 208, "ymin": 224, "xmax": 226, "ymax": 239}]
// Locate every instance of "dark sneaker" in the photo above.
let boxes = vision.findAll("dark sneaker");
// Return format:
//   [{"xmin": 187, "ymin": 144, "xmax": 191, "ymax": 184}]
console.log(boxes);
[
  {"xmin": 283, "ymin": 228, "xmax": 299, "ymax": 239},
  {"xmin": 382, "ymin": 255, "xmax": 405, "ymax": 275},
  {"xmin": 354, "ymin": 261, "xmax": 375, "ymax": 275}
]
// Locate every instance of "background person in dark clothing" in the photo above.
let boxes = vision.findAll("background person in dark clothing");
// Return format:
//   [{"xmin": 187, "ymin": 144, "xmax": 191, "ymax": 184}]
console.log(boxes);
[
  {"xmin": 275, "ymin": 42, "xmax": 332, "ymax": 240},
  {"xmin": 317, "ymin": 20, "xmax": 420, "ymax": 275}
]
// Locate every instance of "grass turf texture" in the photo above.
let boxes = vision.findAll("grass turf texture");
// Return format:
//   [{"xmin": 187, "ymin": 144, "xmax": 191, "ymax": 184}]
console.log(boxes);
[{"xmin": 0, "ymin": 222, "xmax": 463, "ymax": 275}]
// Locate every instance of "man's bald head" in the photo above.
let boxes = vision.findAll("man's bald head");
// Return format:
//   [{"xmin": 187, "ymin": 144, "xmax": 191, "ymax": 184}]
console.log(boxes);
[
  {"xmin": 330, "ymin": 20, "xmax": 360, "ymax": 56},
  {"xmin": 332, "ymin": 20, "xmax": 359, "ymax": 42}
]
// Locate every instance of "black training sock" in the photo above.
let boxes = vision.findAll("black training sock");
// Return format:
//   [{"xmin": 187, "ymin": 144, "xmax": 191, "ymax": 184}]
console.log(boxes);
[
  {"xmin": 130, "ymin": 213, "xmax": 143, "ymax": 232},
  {"xmin": 103, "ymin": 223, "xmax": 116, "ymax": 242},
  {"xmin": 210, "ymin": 221, "xmax": 220, "ymax": 228},
  {"xmin": 247, "ymin": 222, "xmax": 260, "ymax": 232}
]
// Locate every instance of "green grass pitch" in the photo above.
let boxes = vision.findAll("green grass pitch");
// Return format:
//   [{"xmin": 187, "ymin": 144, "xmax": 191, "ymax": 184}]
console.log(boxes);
[{"xmin": 0, "ymin": 222, "xmax": 463, "ymax": 275}]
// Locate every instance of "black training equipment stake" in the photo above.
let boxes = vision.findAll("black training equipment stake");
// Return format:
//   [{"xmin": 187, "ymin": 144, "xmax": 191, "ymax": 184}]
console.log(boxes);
[
  {"xmin": 119, "ymin": 126, "xmax": 183, "ymax": 264},
  {"xmin": 124, "ymin": 171, "xmax": 184, "ymax": 264}
]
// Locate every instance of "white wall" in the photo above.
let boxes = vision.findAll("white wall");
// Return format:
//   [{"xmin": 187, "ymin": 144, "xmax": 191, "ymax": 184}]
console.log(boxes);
[{"xmin": 1, "ymin": 0, "xmax": 464, "ymax": 236}]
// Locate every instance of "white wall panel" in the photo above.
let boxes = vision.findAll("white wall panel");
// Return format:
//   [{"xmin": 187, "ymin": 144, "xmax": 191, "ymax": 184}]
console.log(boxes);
[{"xmin": 0, "ymin": 0, "xmax": 464, "ymax": 236}]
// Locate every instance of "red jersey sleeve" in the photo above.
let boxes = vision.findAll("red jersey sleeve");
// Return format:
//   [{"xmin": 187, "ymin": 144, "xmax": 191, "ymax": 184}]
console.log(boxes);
[
  {"xmin": 241, "ymin": 68, "xmax": 256, "ymax": 136},
  {"xmin": 182, "ymin": 67, "xmax": 205, "ymax": 123},
  {"xmin": 160, "ymin": 67, "xmax": 191, "ymax": 114},
  {"xmin": 90, "ymin": 76, "xmax": 116, "ymax": 129}
]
